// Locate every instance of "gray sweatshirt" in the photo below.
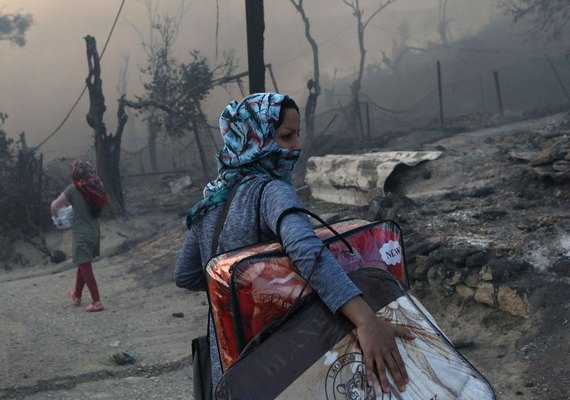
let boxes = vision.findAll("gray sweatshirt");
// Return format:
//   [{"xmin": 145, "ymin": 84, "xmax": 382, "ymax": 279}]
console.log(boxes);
[{"xmin": 174, "ymin": 177, "xmax": 361, "ymax": 390}]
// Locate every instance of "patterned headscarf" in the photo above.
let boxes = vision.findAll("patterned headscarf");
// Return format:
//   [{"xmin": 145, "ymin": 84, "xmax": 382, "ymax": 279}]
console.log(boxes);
[
  {"xmin": 70, "ymin": 159, "xmax": 108, "ymax": 209},
  {"xmin": 186, "ymin": 93, "xmax": 301, "ymax": 229}
]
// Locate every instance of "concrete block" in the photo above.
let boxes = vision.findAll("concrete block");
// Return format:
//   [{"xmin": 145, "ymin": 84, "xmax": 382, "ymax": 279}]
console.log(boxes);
[{"xmin": 305, "ymin": 151, "xmax": 441, "ymax": 206}]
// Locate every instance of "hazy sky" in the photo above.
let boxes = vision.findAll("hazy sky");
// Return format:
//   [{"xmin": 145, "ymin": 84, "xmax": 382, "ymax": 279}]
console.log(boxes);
[{"xmin": 0, "ymin": 0, "xmax": 495, "ymax": 158}]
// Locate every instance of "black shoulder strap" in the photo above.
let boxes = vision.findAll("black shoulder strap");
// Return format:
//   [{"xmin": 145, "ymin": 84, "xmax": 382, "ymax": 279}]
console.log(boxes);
[
  {"xmin": 210, "ymin": 184, "xmax": 242, "ymax": 259},
  {"xmin": 210, "ymin": 179, "xmax": 272, "ymax": 259},
  {"xmin": 275, "ymin": 206, "xmax": 354, "ymax": 254},
  {"xmin": 256, "ymin": 179, "xmax": 272, "ymax": 243}
]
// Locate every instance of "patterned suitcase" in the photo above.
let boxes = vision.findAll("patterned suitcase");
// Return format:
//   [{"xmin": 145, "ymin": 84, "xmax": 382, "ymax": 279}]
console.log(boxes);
[{"xmin": 205, "ymin": 218, "xmax": 408, "ymax": 372}]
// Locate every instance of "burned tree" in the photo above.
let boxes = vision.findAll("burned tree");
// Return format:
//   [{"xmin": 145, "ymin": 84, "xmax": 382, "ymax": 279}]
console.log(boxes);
[
  {"xmin": 0, "ymin": 118, "xmax": 56, "ymax": 267},
  {"xmin": 290, "ymin": 0, "xmax": 321, "ymax": 141},
  {"xmin": 84, "ymin": 35, "xmax": 128, "ymax": 216},
  {"xmin": 341, "ymin": 0, "xmax": 398, "ymax": 137},
  {"xmin": 500, "ymin": 0, "xmax": 570, "ymax": 41},
  {"xmin": 126, "ymin": 51, "xmax": 235, "ymax": 185},
  {"xmin": 129, "ymin": 0, "xmax": 188, "ymax": 172}
]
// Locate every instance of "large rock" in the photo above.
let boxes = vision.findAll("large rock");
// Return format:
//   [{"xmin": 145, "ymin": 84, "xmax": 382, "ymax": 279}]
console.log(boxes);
[
  {"xmin": 305, "ymin": 151, "xmax": 441, "ymax": 206},
  {"xmin": 474, "ymin": 282, "xmax": 497, "ymax": 307},
  {"xmin": 497, "ymin": 285, "xmax": 529, "ymax": 317}
]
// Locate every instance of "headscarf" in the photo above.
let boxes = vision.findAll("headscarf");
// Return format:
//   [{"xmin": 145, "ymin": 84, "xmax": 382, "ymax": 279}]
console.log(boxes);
[
  {"xmin": 185, "ymin": 92, "xmax": 301, "ymax": 229},
  {"xmin": 70, "ymin": 159, "xmax": 108, "ymax": 209}
]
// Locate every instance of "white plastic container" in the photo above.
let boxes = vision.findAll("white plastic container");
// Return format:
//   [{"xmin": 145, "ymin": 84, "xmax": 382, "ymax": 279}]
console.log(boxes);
[{"xmin": 53, "ymin": 205, "xmax": 73, "ymax": 230}]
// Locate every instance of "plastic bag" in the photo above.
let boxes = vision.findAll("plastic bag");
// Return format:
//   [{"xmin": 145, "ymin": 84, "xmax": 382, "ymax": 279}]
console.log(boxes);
[{"xmin": 53, "ymin": 205, "xmax": 73, "ymax": 230}]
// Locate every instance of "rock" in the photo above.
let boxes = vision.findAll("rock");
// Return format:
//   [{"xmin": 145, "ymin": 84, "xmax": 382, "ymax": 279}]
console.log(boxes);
[
  {"xmin": 466, "ymin": 251, "xmax": 492, "ymax": 268},
  {"xmin": 412, "ymin": 255, "xmax": 431, "ymax": 281},
  {"xmin": 428, "ymin": 247, "xmax": 480, "ymax": 270},
  {"xmin": 406, "ymin": 236, "xmax": 442, "ymax": 259},
  {"xmin": 448, "ymin": 268, "xmax": 468, "ymax": 285},
  {"xmin": 497, "ymin": 285, "xmax": 529, "ymax": 317},
  {"xmin": 49, "ymin": 250, "xmax": 66, "ymax": 263},
  {"xmin": 480, "ymin": 259, "xmax": 531, "ymax": 282},
  {"xmin": 172, "ymin": 312, "xmax": 184, "ymax": 318},
  {"xmin": 474, "ymin": 282, "xmax": 497, "ymax": 307},
  {"xmin": 530, "ymin": 165, "xmax": 570, "ymax": 182},
  {"xmin": 112, "ymin": 351, "xmax": 137, "ymax": 365},
  {"xmin": 464, "ymin": 270, "xmax": 481, "ymax": 288},
  {"xmin": 455, "ymin": 284, "xmax": 475, "ymax": 299},
  {"xmin": 480, "ymin": 266, "xmax": 493, "ymax": 281},
  {"xmin": 552, "ymin": 160, "xmax": 570, "ymax": 172},
  {"xmin": 427, "ymin": 265, "xmax": 442, "ymax": 287},
  {"xmin": 530, "ymin": 137, "xmax": 567, "ymax": 167}
]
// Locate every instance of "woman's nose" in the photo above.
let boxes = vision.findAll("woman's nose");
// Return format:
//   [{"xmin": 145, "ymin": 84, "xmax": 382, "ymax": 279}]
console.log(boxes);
[{"xmin": 293, "ymin": 134, "xmax": 302, "ymax": 151}]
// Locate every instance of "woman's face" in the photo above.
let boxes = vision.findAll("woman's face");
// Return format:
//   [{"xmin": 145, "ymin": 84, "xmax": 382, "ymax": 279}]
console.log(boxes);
[{"xmin": 275, "ymin": 107, "xmax": 302, "ymax": 151}]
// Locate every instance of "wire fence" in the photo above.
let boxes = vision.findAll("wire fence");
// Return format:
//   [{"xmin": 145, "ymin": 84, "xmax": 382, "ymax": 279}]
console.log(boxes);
[
  {"xmin": 33, "ymin": 47, "xmax": 570, "ymax": 184},
  {"xmin": 308, "ymin": 50, "xmax": 570, "ymax": 140}
]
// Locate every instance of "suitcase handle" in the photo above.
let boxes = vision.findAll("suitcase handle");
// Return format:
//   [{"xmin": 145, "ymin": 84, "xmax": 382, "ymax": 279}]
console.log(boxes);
[{"xmin": 276, "ymin": 207, "xmax": 355, "ymax": 254}]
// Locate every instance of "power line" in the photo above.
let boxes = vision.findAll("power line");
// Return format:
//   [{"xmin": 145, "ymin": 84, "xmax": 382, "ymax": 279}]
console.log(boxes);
[{"xmin": 34, "ymin": 0, "xmax": 127, "ymax": 151}]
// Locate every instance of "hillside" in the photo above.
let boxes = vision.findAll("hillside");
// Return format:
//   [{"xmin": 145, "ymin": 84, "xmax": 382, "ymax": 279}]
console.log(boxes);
[{"xmin": 1, "ymin": 112, "xmax": 569, "ymax": 400}]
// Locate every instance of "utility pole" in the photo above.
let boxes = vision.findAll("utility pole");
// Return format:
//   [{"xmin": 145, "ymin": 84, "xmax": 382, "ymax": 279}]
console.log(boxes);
[{"xmin": 245, "ymin": 0, "xmax": 265, "ymax": 93}]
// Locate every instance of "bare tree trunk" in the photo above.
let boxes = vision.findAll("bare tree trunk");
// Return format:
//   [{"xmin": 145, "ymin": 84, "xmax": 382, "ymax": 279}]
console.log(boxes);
[
  {"xmin": 117, "ymin": 54, "xmax": 140, "ymax": 152},
  {"xmin": 84, "ymin": 35, "xmax": 127, "ymax": 216},
  {"xmin": 290, "ymin": 0, "xmax": 321, "ymax": 141},
  {"xmin": 342, "ymin": 0, "xmax": 397, "ymax": 136},
  {"xmin": 190, "ymin": 119, "xmax": 210, "ymax": 185},
  {"xmin": 147, "ymin": 116, "xmax": 160, "ymax": 172},
  {"xmin": 438, "ymin": 0, "xmax": 452, "ymax": 45}
]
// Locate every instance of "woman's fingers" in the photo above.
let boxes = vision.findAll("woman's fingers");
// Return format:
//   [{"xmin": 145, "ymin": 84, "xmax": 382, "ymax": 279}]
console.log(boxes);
[
  {"xmin": 381, "ymin": 348, "xmax": 406, "ymax": 392},
  {"xmin": 363, "ymin": 349, "xmax": 376, "ymax": 387},
  {"xmin": 395, "ymin": 325, "xmax": 417, "ymax": 340},
  {"xmin": 390, "ymin": 347, "xmax": 409, "ymax": 389},
  {"xmin": 374, "ymin": 357, "xmax": 391, "ymax": 393}
]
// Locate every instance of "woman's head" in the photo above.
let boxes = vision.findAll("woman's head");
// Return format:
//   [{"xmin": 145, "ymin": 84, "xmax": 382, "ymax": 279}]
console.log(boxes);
[
  {"xmin": 216, "ymin": 92, "xmax": 302, "ymax": 180},
  {"xmin": 185, "ymin": 93, "xmax": 300, "ymax": 228},
  {"xmin": 69, "ymin": 159, "xmax": 94, "ymax": 181}
]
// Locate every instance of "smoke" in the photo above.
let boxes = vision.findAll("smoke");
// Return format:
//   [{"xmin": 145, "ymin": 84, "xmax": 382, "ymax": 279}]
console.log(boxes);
[{"xmin": 2, "ymin": 0, "xmax": 562, "ymax": 165}]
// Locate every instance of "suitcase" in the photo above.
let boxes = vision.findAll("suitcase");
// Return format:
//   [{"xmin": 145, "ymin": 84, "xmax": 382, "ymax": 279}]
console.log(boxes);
[{"xmin": 205, "ymin": 218, "xmax": 408, "ymax": 372}]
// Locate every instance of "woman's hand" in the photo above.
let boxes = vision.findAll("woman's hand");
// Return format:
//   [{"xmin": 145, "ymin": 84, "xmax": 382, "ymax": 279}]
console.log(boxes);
[{"xmin": 340, "ymin": 296, "xmax": 415, "ymax": 394}]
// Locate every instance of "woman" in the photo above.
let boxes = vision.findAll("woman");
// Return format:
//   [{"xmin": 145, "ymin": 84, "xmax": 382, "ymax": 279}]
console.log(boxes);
[
  {"xmin": 51, "ymin": 159, "xmax": 107, "ymax": 312},
  {"xmin": 174, "ymin": 93, "xmax": 414, "ymax": 394}
]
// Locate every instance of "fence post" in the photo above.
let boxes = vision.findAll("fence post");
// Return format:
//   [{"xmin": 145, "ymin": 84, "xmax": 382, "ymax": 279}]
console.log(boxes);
[
  {"xmin": 479, "ymin": 76, "xmax": 486, "ymax": 111},
  {"xmin": 437, "ymin": 61, "xmax": 444, "ymax": 128},
  {"xmin": 493, "ymin": 70, "xmax": 504, "ymax": 116},
  {"xmin": 365, "ymin": 102, "xmax": 371, "ymax": 140},
  {"xmin": 544, "ymin": 53, "xmax": 570, "ymax": 103}
]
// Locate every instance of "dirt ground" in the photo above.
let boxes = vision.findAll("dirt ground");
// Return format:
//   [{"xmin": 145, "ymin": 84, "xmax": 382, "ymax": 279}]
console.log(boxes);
[{"xmin": 0, "ymin": 113, "xmax": 569, "ymax": 399}]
